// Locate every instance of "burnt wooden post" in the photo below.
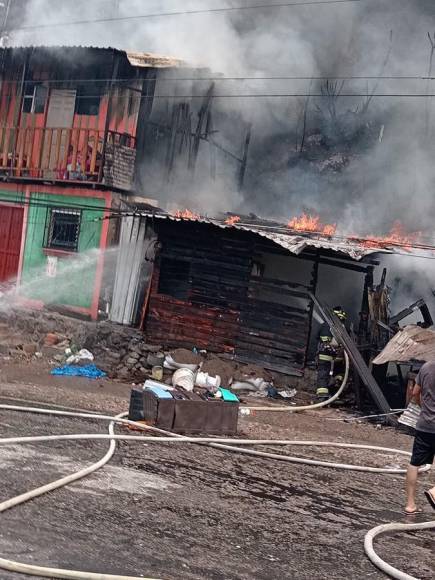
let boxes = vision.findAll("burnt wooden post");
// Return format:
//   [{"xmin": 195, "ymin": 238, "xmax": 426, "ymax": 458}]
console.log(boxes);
[
  {"xmin": 304, "ymin": 251, "xmax": 320, "ymax": 367},
  {"xmin": 188, "ymin": 83, "xmax": 214, "ymax": 174},
  {"xmin": 237, "ymin": 123, "xmax": 252, "ymax": 192}
]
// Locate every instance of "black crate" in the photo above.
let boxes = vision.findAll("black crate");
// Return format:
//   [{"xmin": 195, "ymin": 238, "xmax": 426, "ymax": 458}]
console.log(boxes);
[{"xmin": 128, "ymin": 388, "xmax": 239, "ymax": 435}]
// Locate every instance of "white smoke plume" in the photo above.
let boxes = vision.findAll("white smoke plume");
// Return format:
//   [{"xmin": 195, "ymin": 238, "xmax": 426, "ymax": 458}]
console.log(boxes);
[{"xmin": 6, "ymin": 0, "xmax": 435, "ymax": 313}]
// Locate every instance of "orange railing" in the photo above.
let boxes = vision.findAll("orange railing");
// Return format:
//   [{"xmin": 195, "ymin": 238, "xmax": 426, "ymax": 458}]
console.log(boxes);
[{"xmin": 0, "ymin": 126, "xmax": 136, "ymax": 185}]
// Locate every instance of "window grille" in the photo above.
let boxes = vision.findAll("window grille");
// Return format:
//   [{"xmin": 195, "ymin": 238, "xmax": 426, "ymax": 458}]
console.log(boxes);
[{"xmin": 44, "ymin": 208, "xmax": 81, "ymax": 251}]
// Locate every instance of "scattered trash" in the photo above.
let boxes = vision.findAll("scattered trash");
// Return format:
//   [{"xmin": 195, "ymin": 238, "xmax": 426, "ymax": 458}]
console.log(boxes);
[
  {"xmin": 195, "ymin": 371, "xmax": 221, "ymax": 390},
  {"xmin": 232, "ymin": 377, "xmax": 270, "ymax": 392},
  {"xmin": 151, "ymin": 365, "xmax": 164, "ymax": 381},
  {"xmin": 51, "ymin": 364, "xmax": 106, "ymax": 379},
  {"xmin": 66, "ymin": 348, "xmax": 94, "ymax": 365},
  {"xmin": 218, "ymin": 388, "xmax": 239, "ymax": 402},
  {"xmin": 172, "ymin": 368, "xmax": 195, "ymax": 391},
  {"xmin": 278, "ymin": 388, "xmax": 297, "ymax": 399},
  {"xmin": 164, "ymin": 349, "xmax": 202, "ymax": 372},
  {"xmin": 164, "ymin": 354, "xmax": 199, "ymax": 372}
]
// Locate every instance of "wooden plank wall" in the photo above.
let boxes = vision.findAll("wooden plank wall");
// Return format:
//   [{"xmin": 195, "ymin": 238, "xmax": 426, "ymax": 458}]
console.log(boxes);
[
  {"xmin": 145, "ymin": 220, "xmax": 315, "ymax": 374},
  {"xmin": 146, "ymin": 221, "xmax": 251, "ymax": 353}
]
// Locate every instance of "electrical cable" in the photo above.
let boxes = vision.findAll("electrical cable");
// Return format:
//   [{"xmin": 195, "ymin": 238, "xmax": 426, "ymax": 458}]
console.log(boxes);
[
  {"xmin": 0, "ymin": 402, "xmax": 433, "ymax": 580},
  {"xmin": 1, "ymin": 75, "xmax": 435, "ymax": 85},
  {"xmin": 11, "ymin": 1, "xmax": 366, "ymax": 32},
  {"xmin": 9, "ymin": 92, "xmax": 435, "ymax": 99}
]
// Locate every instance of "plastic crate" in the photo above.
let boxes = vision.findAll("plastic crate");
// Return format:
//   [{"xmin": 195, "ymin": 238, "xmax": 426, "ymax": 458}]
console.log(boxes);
[{"xmin": 128, "ymin": 388, "xmax": 239, "ymax": 435}]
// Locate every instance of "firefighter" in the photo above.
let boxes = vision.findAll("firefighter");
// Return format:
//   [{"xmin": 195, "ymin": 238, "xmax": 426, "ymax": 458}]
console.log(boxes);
[{"xmin": 316, "ymin": 306, "xmax": 347, "ymax": 401}]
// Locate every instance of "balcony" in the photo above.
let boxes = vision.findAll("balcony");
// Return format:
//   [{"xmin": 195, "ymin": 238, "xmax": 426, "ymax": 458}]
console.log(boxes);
[{"xmin": 0, "ymin": 126, "xmax": 137, "ymax": 191}]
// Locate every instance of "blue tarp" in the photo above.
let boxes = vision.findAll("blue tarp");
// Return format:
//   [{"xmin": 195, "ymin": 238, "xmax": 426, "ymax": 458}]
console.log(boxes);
[{"xmin": 51, "ymin": 364, "xmax": 107, "ymax": 379}]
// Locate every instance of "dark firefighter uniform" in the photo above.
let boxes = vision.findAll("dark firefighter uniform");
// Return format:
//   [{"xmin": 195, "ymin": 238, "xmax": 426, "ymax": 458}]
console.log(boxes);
[{"xmin": 316, "ymin": 307, "xmax": 347, "ymax": 401}]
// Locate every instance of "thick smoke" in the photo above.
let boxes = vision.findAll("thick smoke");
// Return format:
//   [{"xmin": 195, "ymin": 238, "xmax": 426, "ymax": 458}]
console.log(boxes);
[
  {"xmin": 9, "ymin": 1, "xmax": 435, "ymax": 227},
  {"xmin": 7, "ymin": 0, "xmax": 435, "ymax": 313}
]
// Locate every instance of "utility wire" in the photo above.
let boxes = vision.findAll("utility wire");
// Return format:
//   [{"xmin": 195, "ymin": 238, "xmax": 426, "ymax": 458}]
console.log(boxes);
[
  {"xmin": 28, "ymin": 92, "xmax": 435, "ymax": 99},
  {"xmin": 11, "ymin": 0, "xmax": 365, "ymax": 31},
  {"xmin": 0, "ymin": 75, "xmax": 435, "ymax": 85}
]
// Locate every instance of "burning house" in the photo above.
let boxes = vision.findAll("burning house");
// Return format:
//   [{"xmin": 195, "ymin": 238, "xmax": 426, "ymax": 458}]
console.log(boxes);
[
  {"xmin": 109, "ymin": 210, "xmax": 405, "ymax": 377},
  {"xmin": 0, "ymin": 45, "xmax": 248, "ymax": 318}
]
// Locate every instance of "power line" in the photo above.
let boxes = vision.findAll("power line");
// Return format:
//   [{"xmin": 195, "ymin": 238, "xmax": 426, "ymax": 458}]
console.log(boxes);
[
  {"xmin": 0, "ymin": 75, "xmax": 435, "ymax": 85},
  {"xmin": 33, "ymin": 92, "xmax": 435, "ymax": 99},
  {"xmin": 11, "ymin": 1, "xmax": 364, "ymax": 32}
]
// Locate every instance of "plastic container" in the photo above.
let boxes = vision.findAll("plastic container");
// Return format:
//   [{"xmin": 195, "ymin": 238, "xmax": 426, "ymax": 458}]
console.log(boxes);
[
  {"xmin": 151, "ymin": 366, "xmax": 163, "ymax": 381},
  {"xmin": 195, "ymin": 371, "xmax": 221, "ymax": 390},
  {"xmin": 172, "ymin": 368, "xmax": 195, "ymax": 391}
]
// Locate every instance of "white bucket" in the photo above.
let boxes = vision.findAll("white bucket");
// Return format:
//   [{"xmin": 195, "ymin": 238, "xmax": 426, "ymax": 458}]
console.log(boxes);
[
  {"xmin": 195, "ymin": 371, "xmax": 221, "ymax": 390},
  {"xmin": 172, "ymin": 368, "xmax": 195, "ymax": 391}
]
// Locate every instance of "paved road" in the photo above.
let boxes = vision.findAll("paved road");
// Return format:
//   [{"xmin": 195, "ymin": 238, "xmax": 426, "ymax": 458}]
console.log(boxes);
[{"xmin": 0, "ymin": 380, "xmax": 434, "ymax": 580}]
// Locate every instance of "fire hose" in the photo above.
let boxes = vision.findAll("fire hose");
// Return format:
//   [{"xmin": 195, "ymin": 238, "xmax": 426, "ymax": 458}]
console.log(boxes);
[
  {"xmin": 0, "ymin": 377, "xmax": 434, "ymax": 580},
  {"xmin": 242, "ymin": 351, "xmax": 349, "ymax": 412}
]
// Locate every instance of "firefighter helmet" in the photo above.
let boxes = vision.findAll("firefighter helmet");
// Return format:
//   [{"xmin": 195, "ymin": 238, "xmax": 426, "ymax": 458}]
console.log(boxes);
[{"xmin": 333, "ymin": 306, "xmax": 347, "ymax": 321}]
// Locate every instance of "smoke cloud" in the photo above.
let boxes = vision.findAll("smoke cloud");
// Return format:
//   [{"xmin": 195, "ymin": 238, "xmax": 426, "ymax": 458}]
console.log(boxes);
[{"xmin": 7, "ymin": 0, "xmax": 435, "ymax": 312}]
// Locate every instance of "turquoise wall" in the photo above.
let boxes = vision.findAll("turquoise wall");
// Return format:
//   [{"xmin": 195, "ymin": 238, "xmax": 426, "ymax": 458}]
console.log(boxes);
[{"xmin": 0, "ymin": 189, "xmax": 105, "ymax": 309}]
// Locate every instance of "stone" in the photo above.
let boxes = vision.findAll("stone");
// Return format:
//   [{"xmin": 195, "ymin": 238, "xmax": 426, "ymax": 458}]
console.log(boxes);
[
  {"xmin": 22, "ymin": 343, "xmax": 38, "ymax": 356},
  {"xmin": 126, "ymin": 357, "xmax": 137, "ymax": 367},
  {"xmin": 42, "ymin": 345, "xmax": 65, "ymax": 358},
  {"xmin": 129, "ymin": 351, "xmax": 140, "ymax": 360},
  {"xmin": 117, "ymin": 368, "xmax": 130, "ymax": 379},
  {"xmin": 130, "ymin": 343, "xmax": 143, "ymax": 354},
  {"xmin": 103, "ymin": 351, "xmax": 122, "ymax": 362},
  {"xmin": 142, "ymin": 344, "xmax": 164, "ymax": 353}
]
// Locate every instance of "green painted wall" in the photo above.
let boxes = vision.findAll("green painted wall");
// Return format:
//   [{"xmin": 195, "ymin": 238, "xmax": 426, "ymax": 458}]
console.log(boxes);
[{"xmin": 0, "ymin": 189, "xmax": 105, "ymax": 309}]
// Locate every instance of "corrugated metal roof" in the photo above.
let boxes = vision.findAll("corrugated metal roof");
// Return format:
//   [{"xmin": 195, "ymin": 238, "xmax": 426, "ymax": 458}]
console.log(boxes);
[
  {"xmin": 373, "ymin": 325, "xmax": 435, "ymax": 364},
  {"xmin": 1, "ymin": 45, "xmax": 183, "ymax": 68},
  {"xmin": 141, "ymin": 212, "xmax": 390, "ymax": 261},
  {"xmin": 125, "ymin": 51, "xmax": 183, "ymax": 69}
]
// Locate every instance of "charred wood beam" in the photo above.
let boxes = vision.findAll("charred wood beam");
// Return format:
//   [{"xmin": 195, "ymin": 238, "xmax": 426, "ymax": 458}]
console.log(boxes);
[{"xmin": 390, "ymin": 298, "xmax": 433, "ymax": 328}]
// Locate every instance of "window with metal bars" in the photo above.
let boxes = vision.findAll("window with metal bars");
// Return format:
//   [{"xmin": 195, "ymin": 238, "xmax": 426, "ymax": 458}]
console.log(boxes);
[{"xmin": 44, "ymin": 208, "xmax": 81, "ymax": 252}]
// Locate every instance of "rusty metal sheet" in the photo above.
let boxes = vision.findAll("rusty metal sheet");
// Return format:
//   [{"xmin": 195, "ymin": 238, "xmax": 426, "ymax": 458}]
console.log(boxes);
[
  {"xmin": 373, "ymin": 325, "xmax": 435, "ymax": 364},
  {"xmin": 126, "ymin": 51, "xmax": 183, "ymax": 69},
  {"xmin": 141, "ymin": 213, "xmax": 390, "ymax": 261}
]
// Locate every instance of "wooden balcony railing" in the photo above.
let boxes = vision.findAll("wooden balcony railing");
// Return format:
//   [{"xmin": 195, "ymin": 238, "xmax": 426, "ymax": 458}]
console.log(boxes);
[{"xmin": 0, "ymin": 126, "xmax": 137, "ymax": 187}]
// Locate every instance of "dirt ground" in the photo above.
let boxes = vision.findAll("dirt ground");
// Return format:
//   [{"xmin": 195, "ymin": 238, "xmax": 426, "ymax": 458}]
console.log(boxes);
[{"xmin": 0, "ymin": 359, "xmax": 434, "ymax": 580}]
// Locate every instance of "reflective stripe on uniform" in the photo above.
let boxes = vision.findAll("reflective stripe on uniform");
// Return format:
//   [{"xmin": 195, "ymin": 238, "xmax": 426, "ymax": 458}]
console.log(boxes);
[
  {"xmin": 320, "ymin": 336, "xmax": 331, "ymax": 342},
  {"xmin": 316, "ymin": 387, "xmax": 330, "ymax": 396},
  {"xmin": 319, "ymin": 354, "xmax": 334, "ymax": 362}
]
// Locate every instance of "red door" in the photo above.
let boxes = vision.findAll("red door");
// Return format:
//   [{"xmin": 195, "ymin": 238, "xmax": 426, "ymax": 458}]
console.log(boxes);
[{"xmin": 0, "ymin": 205, "xmax": 24, "ymax": 283}]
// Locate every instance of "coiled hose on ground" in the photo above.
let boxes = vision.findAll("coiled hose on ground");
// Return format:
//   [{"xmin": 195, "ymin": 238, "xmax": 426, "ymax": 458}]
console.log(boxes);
[{"xmin": 0, "ymin": 352, "xmax": 434, "ymax": 580}]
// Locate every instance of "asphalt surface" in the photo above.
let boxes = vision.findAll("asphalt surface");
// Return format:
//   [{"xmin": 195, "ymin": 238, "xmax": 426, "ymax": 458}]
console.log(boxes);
[{"xmin": 0, "ymin": 371, "xmax": 434, "ymax": 580}]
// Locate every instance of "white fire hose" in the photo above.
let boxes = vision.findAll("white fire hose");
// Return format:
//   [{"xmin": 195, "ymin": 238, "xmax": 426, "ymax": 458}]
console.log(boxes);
[
  {"xmin": 0, "ymin": 397, "xmax": 434, "ymax": 580},
  {"xmin": 242, "ymin": 351, "xmax": 350, "ymax": 413}
]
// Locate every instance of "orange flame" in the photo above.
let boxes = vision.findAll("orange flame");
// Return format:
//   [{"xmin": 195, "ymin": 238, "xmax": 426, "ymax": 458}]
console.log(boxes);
[
  {"xmin": 288, "ymin": 213, "xmax": 337, "ymax": 236},
  {"xmin": 352, "ymin": 221, "xmax": 422, "ymax": 249},
  {"xmin": 175, "ymin": 209, "xmax": 200, "ymax": 220},
  {"xmin": 225, "ymin": 215, "xmax": 241, "ymax": 226}
]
